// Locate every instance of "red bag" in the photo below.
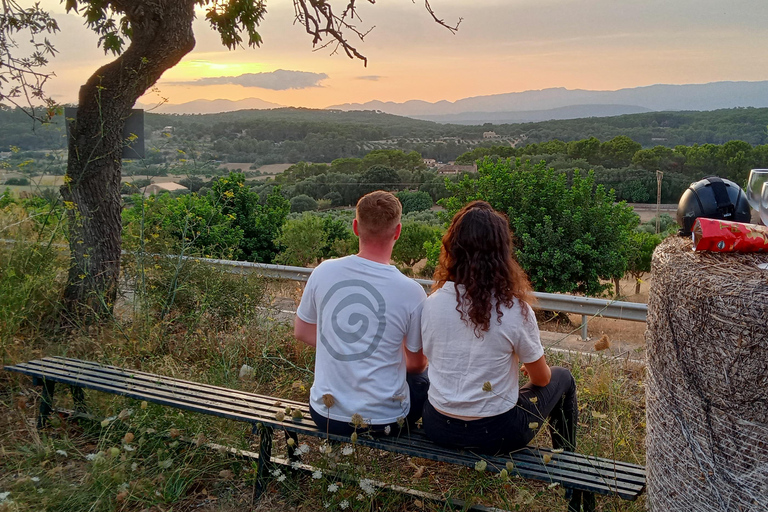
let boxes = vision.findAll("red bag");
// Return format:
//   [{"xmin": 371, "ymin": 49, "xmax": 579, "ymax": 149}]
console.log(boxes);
[{"xmin": 692, "ymin": 218, "xmax": 768, "ymax": 252}]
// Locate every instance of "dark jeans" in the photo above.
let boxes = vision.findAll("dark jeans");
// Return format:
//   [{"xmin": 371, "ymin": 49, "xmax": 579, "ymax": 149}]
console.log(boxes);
[
  {"xmin": 309, "ymin": 369, "xmax": 430, "ymax": 437},
  {"xmin": 422, "ymin": 366, "xmax": 577, "ymax": 455}
]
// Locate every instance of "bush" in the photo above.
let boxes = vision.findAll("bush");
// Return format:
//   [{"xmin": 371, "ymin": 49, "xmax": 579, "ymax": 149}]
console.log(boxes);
[
  {"xmin": 442, "ymin": 158, "xmax": 639, "ymax": 295},
  {"xmin": 392, "ymin": 222, "xmax": 443, "ymax": 267},
  {"xmin": 290, "ymin": 194, "xmax": 318, "ymax": 213},
  {"xmin": 275, "ymin": 213, "xmax": 328, "ymax": 267},
  {"xmin": 4, "ymin": 177, "xmax": 29, "ymax": 186},
  {"xmin": 397, "ymin": 190, "xmax": 433, "ymax": 215}
]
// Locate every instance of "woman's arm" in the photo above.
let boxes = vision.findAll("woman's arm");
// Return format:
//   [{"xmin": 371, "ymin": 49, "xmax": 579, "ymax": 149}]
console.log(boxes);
[{"xmin": 520, "ymin": 355, "xmax": 551, "ymax": 387}]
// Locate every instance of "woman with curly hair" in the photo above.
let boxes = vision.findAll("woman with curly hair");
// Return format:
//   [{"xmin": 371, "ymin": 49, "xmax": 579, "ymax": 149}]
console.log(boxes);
[{"xmin": 420, "ymin": 201, "xmax": 577, "ymax": 454}]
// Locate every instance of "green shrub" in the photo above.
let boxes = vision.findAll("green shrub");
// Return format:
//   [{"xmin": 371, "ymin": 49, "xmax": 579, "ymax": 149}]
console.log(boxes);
[
  {"xmin": 290, "ymin": 194, "xmax": 318, "ymax": 213},
  {"xmin": 275, "ymin": 213, "xmax": 328, "ymax": 267},
  {"xmin": 4, "ymin": 177, "xmax": 29, "ymax": 186},
  {"xmin": 396, "ymin": 190, "xmax": 433, "ymax": 214},
  {"xmin": 392, "ymin": 222, "xmax": 442, "ymax": 267}
]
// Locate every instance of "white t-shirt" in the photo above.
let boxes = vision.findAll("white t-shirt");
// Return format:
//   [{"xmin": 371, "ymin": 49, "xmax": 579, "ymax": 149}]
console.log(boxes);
[
  {"xmin": 297, "ymin": 255, "xmax": 427, "ymax": 425},
  {"xmin": 420, "ymin": 281, "xmax": 544, "ymax": 418}
]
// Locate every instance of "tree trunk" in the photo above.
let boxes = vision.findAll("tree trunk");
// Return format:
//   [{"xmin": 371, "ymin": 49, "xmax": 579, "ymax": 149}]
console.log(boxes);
[
  {"xmin": 61, "ymin": 1, "xmax": 196, "ymax": 320},
  {"xmin": 613, "ymin": 277, "xmax": 621, "ymax": 297}
]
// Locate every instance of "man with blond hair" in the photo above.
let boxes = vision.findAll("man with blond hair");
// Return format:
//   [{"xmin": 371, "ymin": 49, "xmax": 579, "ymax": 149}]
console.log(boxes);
[{"xmin": 294, "ymin": 190, "xmax": 428, "ymax": 435}]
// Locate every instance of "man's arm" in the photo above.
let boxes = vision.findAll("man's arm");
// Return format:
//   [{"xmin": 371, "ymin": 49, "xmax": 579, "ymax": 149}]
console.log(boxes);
[
  {"xmin": 405, "ymin": 345, "xmax": 428, "ymax": 374},
  {"xmin": 294, "ymin": 316, "xmax": 317, "ymax": 348}
]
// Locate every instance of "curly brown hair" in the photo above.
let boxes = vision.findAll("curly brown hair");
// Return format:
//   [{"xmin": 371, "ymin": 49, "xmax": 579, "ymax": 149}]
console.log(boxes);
[{"xmin": 432, "ymin": 201, "xmax": 535, "ymax": 336}]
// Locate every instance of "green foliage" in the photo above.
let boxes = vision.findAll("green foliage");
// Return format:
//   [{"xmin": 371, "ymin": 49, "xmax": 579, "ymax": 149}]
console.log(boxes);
[
  {"xmin": 442, "ymin": 159, "xmax": 639, "ymax": 295},
  {"xmin": 290, "ymin": 194, "xmax": 318, "ymax": 213},
  {"xmin": 0, "ymin": 187, "xmax": 14, "ymax": 208},
  {"xmin": 626, "ymin": 231, "xmax": 663, "ymax": 293},
  {"xmin": 4, "ymin": 177, "xmax": 29, "ymax": 185},
  {"xmin": 123, "ymin": 192, "xmax": 243, "ymax": 259},
  {"xmin": 178, "ymin": 176, "xmax": 205, "ymax": 192},
  {"xmin": 212, "ymin": 173, "xmax": 291, "ymax": 262},
  {"xmin": 637, "ymin": 213, "xmax": 678, "ymax": 235},
  {"xmin": 275, "ymin": 213, "xmax": 328, "ymax": 267},
  {"xmin": 421, "ymin": 239, "xmax": 442, "ymax": 278},
  {"xmin": 391, "ymin": 222, "xmax": 443, "ymax": 267},
  {"xmin": 321, "ymin": 214, "xmax": 355, "ymax": 258},
  {"xmin": 358, "ymin": 164, "xmax": 401, "ymax": 196},
  {"xmin": 143, "ymin": 256, "xmax": 266, "ymax": 327},
  {"xmin": 0, "ymin": 205, "xmax": 66, "ymax": 350},
  {"xmin": 396, "ymin": 190, "xmax": 433, "ymax": 215}
]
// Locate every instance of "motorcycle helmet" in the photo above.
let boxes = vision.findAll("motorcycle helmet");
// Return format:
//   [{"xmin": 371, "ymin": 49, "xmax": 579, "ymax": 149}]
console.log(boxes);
[{"xmin": 676, "ymin": 176, "xmax": 751, "ymax": 236}]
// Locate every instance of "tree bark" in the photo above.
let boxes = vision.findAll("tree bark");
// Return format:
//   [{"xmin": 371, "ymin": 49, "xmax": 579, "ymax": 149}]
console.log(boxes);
[{"xmin": 61, "ymin": 0, "xmax": 196, "ymax": 320}]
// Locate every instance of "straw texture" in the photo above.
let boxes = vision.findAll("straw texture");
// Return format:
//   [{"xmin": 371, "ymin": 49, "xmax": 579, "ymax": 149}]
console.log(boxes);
[{"xmin": 646, "ymin": 236, "xmax": 768, "ymax": 511}]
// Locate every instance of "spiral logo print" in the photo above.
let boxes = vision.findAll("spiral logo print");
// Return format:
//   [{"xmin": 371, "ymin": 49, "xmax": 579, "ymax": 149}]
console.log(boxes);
[{"xmin": 318, "ymin": 280, "xmax": 387, "ymax": 362}]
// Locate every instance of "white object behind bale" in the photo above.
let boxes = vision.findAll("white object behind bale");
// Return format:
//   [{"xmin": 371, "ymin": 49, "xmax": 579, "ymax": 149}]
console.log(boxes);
[{"xmin": 646, "ymin": 237, "xmax": 768, "ymax": 511}]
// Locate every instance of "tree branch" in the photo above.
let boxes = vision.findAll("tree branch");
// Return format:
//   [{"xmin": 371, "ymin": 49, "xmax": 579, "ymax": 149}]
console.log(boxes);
[{"xmin": 293, "ymin": 0, "xmax": 460, "ymax": 65}]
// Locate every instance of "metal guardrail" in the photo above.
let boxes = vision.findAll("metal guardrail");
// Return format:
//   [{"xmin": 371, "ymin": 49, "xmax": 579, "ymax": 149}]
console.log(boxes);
[
  {"xmin": 0, "ymin": 237, "xmax": 646, "ymax": 339},
  {"xmin": 196, "ymin": 256, "xmax": 648, "ymax": 339}
]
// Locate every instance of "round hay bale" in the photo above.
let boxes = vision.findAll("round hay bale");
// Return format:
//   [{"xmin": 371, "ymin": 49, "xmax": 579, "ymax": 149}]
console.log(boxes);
[{"xmin": 646, "ymin": 236, "xmax": 768, "ymax": 511}]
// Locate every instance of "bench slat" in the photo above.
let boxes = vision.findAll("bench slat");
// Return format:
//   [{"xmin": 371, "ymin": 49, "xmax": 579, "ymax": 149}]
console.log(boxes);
[
  {"xmin": 30, "ymin": 359, "xmax": 645, "ymax": 479},
  {"xmin": 4, "ymin": 358, "xmax": 645, "ymax": 500}
]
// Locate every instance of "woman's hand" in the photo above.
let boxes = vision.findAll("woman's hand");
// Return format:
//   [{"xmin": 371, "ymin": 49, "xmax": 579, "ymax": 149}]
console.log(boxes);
[{"xmin": 520, "ymin": 364, "xmax": 529, "ymax": 377}]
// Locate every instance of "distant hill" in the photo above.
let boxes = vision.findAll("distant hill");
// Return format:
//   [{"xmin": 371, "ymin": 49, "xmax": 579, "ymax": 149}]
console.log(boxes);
[
  {"xmin": 329, "ymin": 81, "xmax": 768, "ymax": 123},
  {"xmin": 137, "ymin": 97, "xmax": 283, "ymax": 114},
  {"xmin": 416, "ymin": 104, "xmax": 653, "ymax": 125}
]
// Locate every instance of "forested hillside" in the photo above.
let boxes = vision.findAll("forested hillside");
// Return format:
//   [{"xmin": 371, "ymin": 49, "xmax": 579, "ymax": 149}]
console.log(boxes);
[{"xmin": 3, "ymin": 106, "xmax": 768, "ymax": 164}]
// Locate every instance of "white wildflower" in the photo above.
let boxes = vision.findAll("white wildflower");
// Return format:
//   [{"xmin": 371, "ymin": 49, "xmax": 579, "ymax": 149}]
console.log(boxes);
[
  {"xmin": 359, "ymin": 478, "xmax": 375, "ymax": 496},
  {"xmin": 55, "ymin": 450, "xmax": 67, "ymax": 457},
  {"xmin": 123, "ymin": 445, "xmax": 135, "ymax": 452},
  {"xmin": 312, "ymin": 470, "xmax": 323, "ymax": 479},
  {"xmin": 296, "ymin": 443, "xmax": 310, "ymax": 455},
  {"xmin": 271, "ymin": 468, "xmax": 283, "ymax": 477},
  {"xmin": 357, "ymin": 493, "xmax": 365, "ymax": 501},
  {"xmin": 30, "ymin": 477, "xmax": 40, "ymax": 483},
  {"xmin": 323, "ymin": 502, "xmax": 331, "ymax": 509},
  {"xmin": 158, "ymin": 458, "xmax": 173, "ymax": 469},
  {"xmin": 117, "ymin": 483, "xmax": 129, "ymax": 492},
  {"xmin": 339, "ymin": 499, "xmax": 349, "ymax": 509},
  {"xmin": 277, "ymin": 474, "xmax": 287, "ymax": 482},
  {"xmin": 0, "ymin": 492, "xmax": 10, "ymax": 503},
  {"xmin": 327, "ymin": 483, "xmax": 339, "ymax": 493},
  {"xmin": 37, "ymin": 489, "xmax": 44, "ymax": 494},
  {"xmin": 384, "ymin": 425, "xmax": 391, "ymax": 435},
  {"xmin": 131, "ymin": 463, "xmax": 138, "ymax": 471},
  {"xmin": 291, "ymin": 460, "xmax": 302, "ymax": 470},
  {"xmin": 341, "ymin": 445, "xmax": 354, "ymax": 456}
]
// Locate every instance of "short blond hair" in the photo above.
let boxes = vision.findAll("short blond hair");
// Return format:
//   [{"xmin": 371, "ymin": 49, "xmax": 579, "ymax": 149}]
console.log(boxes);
[{"xmin": 356, "ymin": 191, "xmax": 402, "ymax": 240}]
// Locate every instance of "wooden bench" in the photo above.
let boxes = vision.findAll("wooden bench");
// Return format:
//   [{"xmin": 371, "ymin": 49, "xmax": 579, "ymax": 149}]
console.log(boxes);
[{"xmin": 4, "ymin": 357, "xmax": 646, "ymax": 512}]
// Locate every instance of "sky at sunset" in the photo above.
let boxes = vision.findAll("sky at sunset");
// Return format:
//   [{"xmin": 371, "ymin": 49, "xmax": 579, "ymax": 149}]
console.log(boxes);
[{"xmin": 37, "ymin": 0, "xmax": 768, "ymax": 109}]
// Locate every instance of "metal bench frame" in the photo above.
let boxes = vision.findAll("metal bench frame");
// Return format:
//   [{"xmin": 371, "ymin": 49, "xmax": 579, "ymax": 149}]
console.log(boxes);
[{"xmin": 4, "ymin": 357, "xmax": 646, "ymax": 512}]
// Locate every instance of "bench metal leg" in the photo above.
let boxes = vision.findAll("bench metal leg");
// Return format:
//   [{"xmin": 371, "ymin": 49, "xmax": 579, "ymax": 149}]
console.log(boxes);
[
  {"xmin": 70, "ymin": 385, "xmax": 87, "ymax": 414},
  {"xmin": 582, "ymin": 491, "xmax": 596, "ymax": 512},
  {"xmin": 34, "ymin": 377, "xmax": 56, "ymax": 429},
  {"xmin": 285, "ymin": 430, "xmax": 299, "ymax": 463},
  {"xmin": 566, "ymin": 489, "xmax": 596, "ymax": 512},
  {"xmin": 253, "ymin": 424, "xmax": 274, "ymax": 502}
]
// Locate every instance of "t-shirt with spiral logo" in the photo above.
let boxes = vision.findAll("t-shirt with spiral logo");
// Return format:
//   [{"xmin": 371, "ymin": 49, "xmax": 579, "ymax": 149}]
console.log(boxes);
[{"xmin": 297, "ymin": 255, "xmax": 427, "ymax": 425}]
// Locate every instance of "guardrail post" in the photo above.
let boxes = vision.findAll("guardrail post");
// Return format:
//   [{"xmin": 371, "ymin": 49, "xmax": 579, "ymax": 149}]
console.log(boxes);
[{"xmin": 581, "ymin": 315, "xmax": 588, "ymax": 341}]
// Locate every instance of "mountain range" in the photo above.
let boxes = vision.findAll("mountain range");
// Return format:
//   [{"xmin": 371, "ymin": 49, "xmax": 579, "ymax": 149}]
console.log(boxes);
[{"xmin": 141, "ymin": 81, "xmax": 768, "ymax": 123}]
